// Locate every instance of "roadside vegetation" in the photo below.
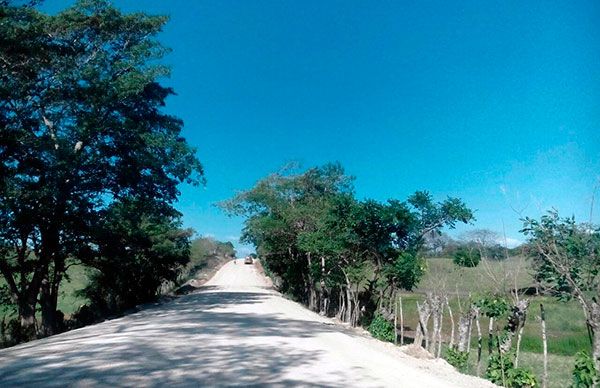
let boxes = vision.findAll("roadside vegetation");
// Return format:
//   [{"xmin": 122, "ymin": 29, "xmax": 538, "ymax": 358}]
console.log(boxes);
[
  {"xmin": 0, "ymin": 235, "xmax": 235, "ymax": 347},
  {"xmin": 0, "ymin": 0, "xmax": 222, "ymax": 346},
  {"xmin": 224, "ymin": 164, "xmax": 599, "ymax": 388},
  {"xmin": 1, "ymin": 2, "xmax": 597, "ymax": 388}
]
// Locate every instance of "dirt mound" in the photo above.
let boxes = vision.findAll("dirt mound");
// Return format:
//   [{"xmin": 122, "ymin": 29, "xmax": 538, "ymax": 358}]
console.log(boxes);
[{"xmin": 400, "ymin": 344, "xmax": 435, "ymax": 359}]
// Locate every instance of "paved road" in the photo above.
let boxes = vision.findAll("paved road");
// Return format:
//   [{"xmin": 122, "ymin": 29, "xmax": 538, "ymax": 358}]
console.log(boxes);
[{"xmin": 0, "ymin": 260, "xmax": 495, "ymax": 387}]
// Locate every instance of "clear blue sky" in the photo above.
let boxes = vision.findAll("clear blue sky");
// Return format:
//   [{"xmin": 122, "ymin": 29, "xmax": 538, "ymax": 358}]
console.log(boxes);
[{"xmin": 46, "ymin": 1, "xmax": 599, "ymax": 255}]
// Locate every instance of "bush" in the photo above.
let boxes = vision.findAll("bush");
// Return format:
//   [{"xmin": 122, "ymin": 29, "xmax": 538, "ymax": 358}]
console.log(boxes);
[
  {"xmin": 453, "ymin": 247, "xmax": 481, "ymax": 267},
  {"xmin": 368, "ymin": 313, "xmax": 395, "ymax": 342},
  {"xmin": 573, "ymin": 351, "xmax": 598, "ymax": 388},
  {"xmin": 475, "ymin": 295, "xmax": 509, "ymax": 319},
  {"xmin": 486, "ymin": 352, "xmax": 538, "ymax": 388},
  {"xmin": 445, "ymin": 347, "xmax": 469, "ymax": 371},
  {"xmin": 507, "ymin": 367, "xmax": 538, "ymax": 388}
]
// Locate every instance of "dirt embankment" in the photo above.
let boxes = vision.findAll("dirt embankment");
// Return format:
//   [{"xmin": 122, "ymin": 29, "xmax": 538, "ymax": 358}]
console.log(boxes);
[{"xmin": 173, "ymin": 255, "xmax": 232, "ymax": 295}]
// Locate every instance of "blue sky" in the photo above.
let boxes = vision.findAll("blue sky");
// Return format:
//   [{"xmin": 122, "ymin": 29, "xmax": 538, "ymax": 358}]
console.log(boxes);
[{"xmin": 46, "ymin": 1, "xmax": 599, "ymax": 255}]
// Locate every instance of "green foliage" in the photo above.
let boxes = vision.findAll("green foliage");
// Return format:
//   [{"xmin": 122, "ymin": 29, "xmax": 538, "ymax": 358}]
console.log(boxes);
[
  {"xmin": 522, "ymin": 211, "xmax": 600, "ymax": 302},
  {"xmin": 486, "ymin": 352, "xmax": 538, "ymax": 388},
  {"xmin": 368, "ymin": 314, "xmax": 395, "ymax": 342},
  {"xmin": 0, "ymin": 0, "xmax": 202, "ymax": 334},
  {"xmin": 486, "ymin": 352, "xmax": 515, "ymax": 386},
  {"xmin": 221, "ymin": 164, "xmax": 473, "ymax": 325},
  {"xmin": 572, "ymin": 351, "xmax": 598, "ymax": 388},
  {"xmin": 389, "ymin": 252, "xmax": 426, "ymax": 291},
  {"xmin": 81, "ymin": 199, "xmax": 192, "ymax": 315},
  {"xmin": 475, "ymin": 295, "xmax": 510, "ymax": 318},
  {"xmin": 0, "ymin": 285, "xmax": 14, "ymax": 315},
  {"xmin": 445, "ymin": 348, "xmax": 469, "ymax": 371},
  {"xmin": 507, "ymin": 367, "xmax": 538, "ymax": 388},
  {"xmin": 453, "ymin": 247, "xmax": 481, "ymax": 267}
]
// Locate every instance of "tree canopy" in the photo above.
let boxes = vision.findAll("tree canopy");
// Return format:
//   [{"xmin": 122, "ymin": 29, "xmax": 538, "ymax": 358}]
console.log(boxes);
[
  {"xmin": 221, "ymin": 163, "xmax": 474, "ymax": 325},
  {"xmin": 0, "ymin": 0, "xmax": 202, "ymax": 337}
]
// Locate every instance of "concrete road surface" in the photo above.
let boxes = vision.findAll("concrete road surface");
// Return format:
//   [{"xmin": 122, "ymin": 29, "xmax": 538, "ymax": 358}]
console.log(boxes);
[{"xmin": 0, "ymin": 260, "xmax": 495, "ymax": 387}]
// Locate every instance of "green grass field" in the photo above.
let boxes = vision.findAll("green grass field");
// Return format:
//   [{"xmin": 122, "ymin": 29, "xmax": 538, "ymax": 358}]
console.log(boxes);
[
  {"xmin": 395, "ymin": 257, "xmax": 590, "ymax": 387},
  {"xmin": 1, "ymin": 264, "xmax": 90, "ymax": 320}
]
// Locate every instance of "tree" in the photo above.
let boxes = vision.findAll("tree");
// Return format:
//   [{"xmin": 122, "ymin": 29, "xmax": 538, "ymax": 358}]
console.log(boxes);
[
  {"xmin": 0, "ymin": 1, "xmax": 202, "ymax": 336},
  {"xmin": 462, "ymin": 229, "xmax": 506, "ymax": 261},
  {"xmin": 82, "ymin": 199, "xmax": 192, "ymax": 315},
  {"xmin": 221, "ymin": 163, "xmax": 353, "ymax": 308},
  {"xmin": 522, "ymin": 211, "xmax": 600, "ymax": 371},
  {"xmin": 222, "ymin": 164, "xmax": 474, "ymax": 327},
  {"xmin": 453, "ymin": 247, "xmax": 481, "ymax": 267}
]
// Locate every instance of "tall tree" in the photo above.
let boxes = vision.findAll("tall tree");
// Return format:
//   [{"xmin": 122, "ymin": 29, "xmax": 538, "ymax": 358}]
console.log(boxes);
[{"xmin": 0, "ymin": 0, "xmax": 202, "ymax": 336}]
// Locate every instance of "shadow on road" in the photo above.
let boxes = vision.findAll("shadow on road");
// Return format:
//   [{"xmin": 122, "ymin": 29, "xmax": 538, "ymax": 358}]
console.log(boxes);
[{"xmin": 0, "ymin": 288, "xmax": 361, "ymax": 387}]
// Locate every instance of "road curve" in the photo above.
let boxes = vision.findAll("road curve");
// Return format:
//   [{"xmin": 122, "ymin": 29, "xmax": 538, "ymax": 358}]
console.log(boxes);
[{"xmin": 0, "ymin": 260, "xmax": 495, "ymax": 387}]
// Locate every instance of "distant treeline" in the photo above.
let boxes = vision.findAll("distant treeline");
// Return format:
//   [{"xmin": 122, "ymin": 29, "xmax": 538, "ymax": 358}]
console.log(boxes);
[{"xmin": 422, "ymin": 231, "xmax": 523, "ymax": 259}]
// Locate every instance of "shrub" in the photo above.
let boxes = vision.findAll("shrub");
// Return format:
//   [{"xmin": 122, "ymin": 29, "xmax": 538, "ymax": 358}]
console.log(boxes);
[
  {"xmin": 475, "ymin": 295, "xmax": 509, "ymax": 319},
  {"xmin": 507, "ymin": 367, "xmax": 538, "ymax": 388},
  {"xmin": 453, "ymin": 247, "xmax": 481, "ymax": 267},
  {"xmin": 486, "ymin": 352, "xmax": 538, "ymax": 388},
  {"xmin": 572, "ymin": 351, "xmax": 598, "ymax": 388},
  {"xmin": 445, "ymin": 347, "xmax": 469, "ymax": 372},
  {"xmin": 368, "ymin": 313, "xmax": 395, "ymax": 342}
]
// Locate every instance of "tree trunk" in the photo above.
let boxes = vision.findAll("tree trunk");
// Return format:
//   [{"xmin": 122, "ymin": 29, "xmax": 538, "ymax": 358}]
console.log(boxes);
[
  {"xmin": 457, "ymin": 306, "xmax": 475, "ymax": 353},
  {"xmin": 475, "ymin": 311, "xmax": 483, "ymax": 376},
  {"xmin": 499, "ymin": 299, "xmax": 529, "ymax": 354},
  {"xmin": 352, "ymin": 293, "xmax": 361, "ymax": 326},
  {"xmin": 17, "ymin": 300, "xmax": 37, "ymax": 340},
  {"xmin": 429, "ymin": 295, "xmax": 442, "ymax": 355},
  {"xmin": 394, "ymin": 291, "xmax": 398, "ymax": 345},
  {"xmin": 40, "ymin": 257, "xmax": 65, "ymax": 337},
  {"xmin": 488, "ymin": 317, "xmax": 494, "ymax": 355},
  {"xmin": 319, "ymin": 256, "xmax": 327, "ymax": 316},
  {"xmin": 416, "ymin": 300, "xmax": 432, "ymax": 349},
  {"xmin": 399, "ymin": 295, "xmax": 404, "ymax": 346},
  {"xmin": 40, "ymin": 277, "xmax": 56, "ymax": 337},
  {"xmin": 540, "ymin": 303, "xmax": 548, "ymax": 388},
  {"xmin": 345, "ymin": 287, "xmax": 352, "ymax": 323},
  {"xmin": 466, "ymin": 309, "xmax": 473, "ymax": 354},
  {"xmin": 437, "ymin": 301, "xmax": 445, "ymax": 358},
  {"xmin": 337, "ymin": 289, "xmax": 345, "ymax": 320},
  {"xmin": 307, "ymin": 253, "xmax": 317, "ymax": 311},
  {"xmin": 446, "ymin": 298, "xmax": 455, "ymax": 348},
  {"xmin": 515, "ymin": 324, "xmax": 525, "ymax": 367},
  {"xmin": 588, "ymin": 301, "xmax": 600, "ymax": 376}
]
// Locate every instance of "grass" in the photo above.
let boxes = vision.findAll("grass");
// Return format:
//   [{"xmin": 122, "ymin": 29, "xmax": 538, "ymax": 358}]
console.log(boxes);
[
  {"xmin": 56, "ymin": 264, "xmax": 91, "ymax": 316},
  {"xmin": 392, "ymin": 257, "xmax": 590, "ymax": 386},
  {"xmin": 1, "ymin": 264, "xmax": 90, "ymax": 320},
  {"xmin": 455, "ymin": 348, "xmax": 575, "ymax": 388}
]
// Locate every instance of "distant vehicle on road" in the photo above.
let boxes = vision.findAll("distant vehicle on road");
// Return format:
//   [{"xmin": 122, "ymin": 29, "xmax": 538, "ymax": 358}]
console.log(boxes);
[{"xmin": 244, "ymin": 256, "xmax": 253, "ymax": 265}]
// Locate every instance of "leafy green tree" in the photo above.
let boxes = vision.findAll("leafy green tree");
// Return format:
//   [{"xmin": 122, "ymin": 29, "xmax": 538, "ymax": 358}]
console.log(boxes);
[
  {"xmin": 222, "ymin": 163, "xmax": 352, "ymax": 308},
  {"xmin": 522, "ymin": 211, "xmax": 600, "ymax": 372},
  {"xmin": 0, "ymin": 0, "xmax": 202, "ymax": 336},
  {"xmin": 82, "ymin": 199, "xmax": 191, "ymax": 315},
  {"xmin": 222, "ymin": 164, "xmax": 474, "ymax": 327}
]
